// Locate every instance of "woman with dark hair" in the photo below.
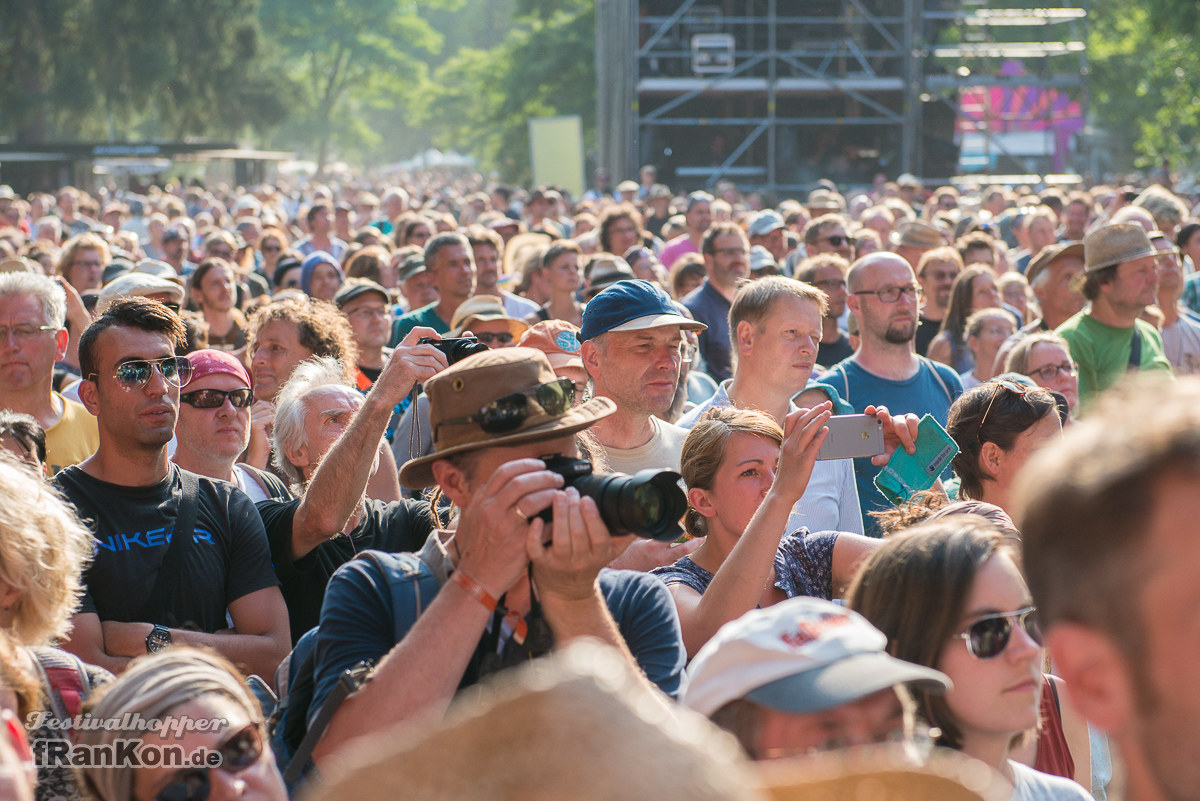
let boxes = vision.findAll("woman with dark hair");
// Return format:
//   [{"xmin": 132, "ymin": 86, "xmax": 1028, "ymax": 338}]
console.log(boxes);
[
  {"xmin": 928, "ymin": 265, "xmax": 1002, "ymax": 373},
  {"xmin": 653, "ymin": 405, "xmax": 880, "ymax": 657},
  {"xmin": 848, "ymin": 519, "xmax": 1092, "ymax": 799},
  {"xmin": 946, "ymin": 379, "xmax": 1061, "ymax": 514}
]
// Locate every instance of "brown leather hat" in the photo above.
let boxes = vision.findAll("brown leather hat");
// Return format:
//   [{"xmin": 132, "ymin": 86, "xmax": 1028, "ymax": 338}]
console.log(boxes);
[{"xmin": 397, "ymin": 347, "xmax": 614, "ymax": 489}]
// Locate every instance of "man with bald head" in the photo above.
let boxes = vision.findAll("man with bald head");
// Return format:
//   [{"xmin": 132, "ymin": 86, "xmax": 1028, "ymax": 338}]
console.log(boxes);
[{"xmin": 819, "ymin": 253, "xmax": 962, "ymax": 534}]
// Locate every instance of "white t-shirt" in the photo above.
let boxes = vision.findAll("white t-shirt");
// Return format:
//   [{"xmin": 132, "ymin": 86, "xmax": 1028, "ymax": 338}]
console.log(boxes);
[
  {"xmin": 599, "ymin": 417, "xmax": 689, "ymax": 474},
  {"xmin": 1161, "ymin": 312, "xmax": 1200, "ymax": 374},
  {"xmin": 1010, "ymin": 761, "xmax": 1092, "ymax": 801}
]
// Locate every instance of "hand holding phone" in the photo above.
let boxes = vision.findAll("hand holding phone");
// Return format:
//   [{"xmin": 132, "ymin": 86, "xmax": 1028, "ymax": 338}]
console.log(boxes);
[{"xmin": 816, "ymin": 414, "xmax": 885, "ymax": 461}]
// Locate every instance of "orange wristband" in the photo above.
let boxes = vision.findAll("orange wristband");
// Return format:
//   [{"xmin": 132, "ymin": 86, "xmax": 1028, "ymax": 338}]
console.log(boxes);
[{"xmin": 451, "ymin": 570, "xmax": 527, "ymax": 644}]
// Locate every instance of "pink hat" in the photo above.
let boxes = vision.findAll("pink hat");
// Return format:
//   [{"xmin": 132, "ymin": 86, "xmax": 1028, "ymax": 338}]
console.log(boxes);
[
  {"xmin": 518, "ymin": 320, "xmax": 585, "ymax": 371},
  {"xmin": 185, "ymin": 349, "xmax": 252, "ymax": 388}
]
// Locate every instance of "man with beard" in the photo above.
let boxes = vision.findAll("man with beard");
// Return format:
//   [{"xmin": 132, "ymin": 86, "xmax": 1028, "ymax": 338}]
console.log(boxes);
[{"xmin": 819, "ymin": 253, "xmax": 962, "ymax": 534}]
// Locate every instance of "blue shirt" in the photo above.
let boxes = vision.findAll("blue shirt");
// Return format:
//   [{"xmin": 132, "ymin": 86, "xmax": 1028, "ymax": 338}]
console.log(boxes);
[
  {"xmin": 311, "ymin": 533, "xmax": 687, "ymax": 716},
  {"xmin": 819, "ymin": 357, "xmax": 962, "ymax": 535},
  {"xmin": 682, "ymin": 281, "xmax": 732, "ymax": 382}
]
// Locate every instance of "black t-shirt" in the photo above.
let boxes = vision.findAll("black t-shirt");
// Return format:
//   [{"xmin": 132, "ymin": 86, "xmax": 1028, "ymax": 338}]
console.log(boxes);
[
  {"xmin": 817, "ymin": 331, "xmax": 855, "ymax": 370},
  {"xmin": 256, "ymin": 497, "xmax": 436, "ymax": 643},
  {"xmin": 53, "ymin": 464, "xmax": 280, "ymax": 633},
  {"xmin": 915, "ymin": 315, "xmax": 941, "ymax": 357}
]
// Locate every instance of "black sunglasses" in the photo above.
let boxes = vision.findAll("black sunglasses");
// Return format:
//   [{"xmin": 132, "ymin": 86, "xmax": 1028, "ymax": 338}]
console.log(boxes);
[
  {"xmin": 92, "ymin": 356, "xmax": 193, "ymax": 391},
  {"xmin": 435, "ymin": 378, "xmax": 575, "ymax": 436},
  {"xmin": 180, "ymin": 388, "xmax": 254, "ymax": 409},
  {"xmin": 955, "ymin": 607, "xmax": 1042, "ymax": 660},
  {"xmin": 977, "ymin": 379, "xmax": 1029, "ymax": 442},
  {"xmin": 154, "ymin": 723, "xmax": 262, "ymax": 801},
  {"xmin": 821, "ymin": 235, "xmax": 848, "ymax": 246},
  {"xmin": 473, "ymin": 331, "xmax": 514, "ymax": 345}
]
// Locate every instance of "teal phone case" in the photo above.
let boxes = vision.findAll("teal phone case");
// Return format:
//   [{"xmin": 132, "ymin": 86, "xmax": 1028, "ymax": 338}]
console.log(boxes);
[{"xmin": 873, "ymin": 414, "xmax": 959, "ymax": 506}]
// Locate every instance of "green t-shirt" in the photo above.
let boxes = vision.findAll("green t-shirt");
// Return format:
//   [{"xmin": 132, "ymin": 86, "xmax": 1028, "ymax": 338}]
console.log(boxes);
[
  {"xmin": 389, "ymin": 303, "xmax": 450, "ymax": 347},
  {"xmin": 1056, "ymin": 311, "xmax": 1173, "ymax": 407}
]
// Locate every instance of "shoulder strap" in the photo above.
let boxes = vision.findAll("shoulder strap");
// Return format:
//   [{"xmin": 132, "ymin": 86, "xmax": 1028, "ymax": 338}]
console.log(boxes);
[
  {"xmin": 282, "ymin": 550, "xmax": 436, "ymax": 786},
  {"xmin": 29, "ymin": 647, "xmax": 92, "ymax": 739},
  {"xmin": 241, "ymin": 464, "xmax": 292, "ymax": 501},
  {"xmin": 833, "ymin": 362, "xmax": 851, "ymax": 405},
  {"xmin": 918, "ymin": 356, "xmax": 954, "ymax": 404},
  {"xmin": 1129, "ymin": 324, "xmax": 1143, "ymax": 370},
  {"xmin": 138, "ymin": 469, "xmax": 201, "ymax": 624}
]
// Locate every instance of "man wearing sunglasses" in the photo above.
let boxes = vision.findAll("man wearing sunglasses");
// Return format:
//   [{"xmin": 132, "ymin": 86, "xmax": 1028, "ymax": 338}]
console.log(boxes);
[
  {"xmin": 0, "ymin": 271, "xmax": 99, "ymax": 475},
  {"xmin": 307, "ymin": 347, "xmax": 685, "ymax": 766},
  {"xmin": 821, "ymin": 252, "xmax": 962, "ymax": 535},
  {"xmin": 172, "ymin": 349, "xmax": 290, "ymax": 503},
  {"xmin": 53, "ymin": 298, "xmax": 290, "ymax": 680},
  {"xmin": 1017, "ymin": 375, "xmax": 1200, "ymax": 801},
  {"xmin": 802, "ymin": 214, "xmax": 854, "ymax": 262}
]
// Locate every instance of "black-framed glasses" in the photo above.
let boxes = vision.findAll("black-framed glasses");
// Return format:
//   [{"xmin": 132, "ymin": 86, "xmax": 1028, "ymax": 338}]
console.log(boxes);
[
  {"xmin": 474, "ymin": 331, "xmax": 514, "ymax": 346},
  {"xmin": 1026, "ymin": 361, "xmax": 1077, "ymax": 382},
  {"xmin": 92, "ymin": 356, "xmax": 193, "ymax": 391},
  {"xmin": 713, "ymin": 247, "xmax": 750, "ymax": 259},
  {"xmin": 180, "ymin": 388, "xmax": 254, "ymax": 409},
  {"xmin": 955, "ymin": 607, "xmax": 1042, "ymax": 660},
  {"xmin": 977, "ymin": 379, "xmax": 1029, "ymax": 441},
  {"xmin": 851, "ymin": 284, "xmax": 922, "ymax": 303},
  {"xmin": 154, "ymin": 723, "xmax": 263, "ymax": 801},
  {"xmin": 435, "ymin": 378, "xmax": 575, "ymax": 436},
  {"xmin": 0, "ymin": 324, "xmax": 59, "ymax": 342},
  {"xmin": 821, "ymin": 235, "xmax": 849, "ymax": 247}
]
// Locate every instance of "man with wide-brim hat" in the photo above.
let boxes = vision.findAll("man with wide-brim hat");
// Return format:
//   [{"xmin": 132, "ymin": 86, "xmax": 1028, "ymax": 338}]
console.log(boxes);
[
  {"xmin": 307, "ymin": 346, "xmax": 688, "ymax": 767},
  {"xmin": 889, "ymin": 219, "xmax": 945, "ymax": 269},
  {"xmin": 1057, "ymin": 222, "xmax": 1173, "ymax": 406},
  {"xmin": 447, "ymin": 294, "xmax": 529, "ymax": 347}
]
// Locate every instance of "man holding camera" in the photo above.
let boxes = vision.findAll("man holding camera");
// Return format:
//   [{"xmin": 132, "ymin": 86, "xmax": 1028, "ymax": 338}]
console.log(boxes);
[
  {"xmin": 254, "ymin": 328, "xmax": 448, "ymax": 643},
  {"xmin": 308, "ymin": 347, "xmax": 687, "ymax": 765}
]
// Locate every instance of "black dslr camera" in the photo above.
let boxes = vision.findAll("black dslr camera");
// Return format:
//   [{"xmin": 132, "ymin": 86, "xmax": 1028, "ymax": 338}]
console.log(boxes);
[
  {"xmin": 537, "ymin": 455, "xmax": 687, "ymax": 542},
  {"xmin": 418, "ymin": 336, "xmax": 489, "ymax": 364}
]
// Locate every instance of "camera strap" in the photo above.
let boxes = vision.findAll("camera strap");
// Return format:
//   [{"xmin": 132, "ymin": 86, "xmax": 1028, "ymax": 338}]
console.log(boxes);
[{"xmin": 407, "ymin": 385, "xmax": 422, "ymax": 461}]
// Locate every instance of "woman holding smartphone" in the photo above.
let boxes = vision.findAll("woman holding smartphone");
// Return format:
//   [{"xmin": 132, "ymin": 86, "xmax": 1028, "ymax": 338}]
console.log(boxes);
[
  {"xmin": 848, "ymin": 519, "xmax": 1092, "ymax": 800},
  {"xmin": 653, "ymin": 405, "xmax": 883, "ymax": 657}
]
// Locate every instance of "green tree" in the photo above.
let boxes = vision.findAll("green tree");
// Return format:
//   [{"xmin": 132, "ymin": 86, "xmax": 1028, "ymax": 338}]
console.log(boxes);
[
  {"xmin": 418, "ymin": 0, "xmax": 595, "ymax": 183},
  {"xmin": 259, "ymin": 0, "xmax": 451, "ymax": 173}
]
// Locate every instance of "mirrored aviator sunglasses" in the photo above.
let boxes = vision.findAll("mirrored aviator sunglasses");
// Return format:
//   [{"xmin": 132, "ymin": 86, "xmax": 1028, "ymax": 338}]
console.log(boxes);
[
  {"xmin": 956, "ymin": 606, "xmax": 1042, "ymax": 660},
  {"xmin": 180, "ymin": 388, "xmax": 254, "ymax": 409},
  {"xmin": 108, "ymin": 356, "xmax": 194, "ymax": 391},
  {"xmin": 154, "ymin": 723, "xmax": 262, "ymax": 801},
  {"xmin": 436, "ymin": 378, "xmax": 576, "ymax": 436}
]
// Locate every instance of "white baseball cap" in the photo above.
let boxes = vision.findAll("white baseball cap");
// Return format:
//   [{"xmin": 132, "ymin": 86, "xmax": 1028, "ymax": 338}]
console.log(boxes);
[{"xmin": 683, "ymin": 597, "xmax": 950, "ymax": 717}]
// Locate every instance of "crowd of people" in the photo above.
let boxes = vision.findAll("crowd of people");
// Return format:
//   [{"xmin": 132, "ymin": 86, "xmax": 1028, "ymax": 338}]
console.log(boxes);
[{"xmin": 0, "ymin": 169, "xmax": 1196, "ymax": 801}]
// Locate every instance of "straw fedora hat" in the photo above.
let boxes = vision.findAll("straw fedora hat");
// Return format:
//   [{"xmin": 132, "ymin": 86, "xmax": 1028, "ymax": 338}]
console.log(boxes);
[
  {"xmin": 1024, "ymin": 241, "xmax": 1084, "ymax": 287},
  {"xmin": 890, "ymin": 219, "xmax": 944, "ymax": 250},
  {"xmin": 397, "ymin": 347, "xmax": 614, "ymax": 489},
  {"xmin": 448, "ymin": 294, "xmax": 530, "ymax": 339},
  {"xmin": 308, "ymin": 640, "xmax": 765, "ymax": 801},
  {"xmin": 1083, "ymin": 222, "xmax": 1155, "ymax": 273}
]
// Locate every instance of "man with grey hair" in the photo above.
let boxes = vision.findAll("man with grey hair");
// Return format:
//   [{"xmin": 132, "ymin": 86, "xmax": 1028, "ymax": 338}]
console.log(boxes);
[
  {"xmin": 255, "ymin": 328, "xmax": 448, "ymax": 642},
  {"xmin": 0, "ymin": 271, "xmax": 98, "ymax": 474}
]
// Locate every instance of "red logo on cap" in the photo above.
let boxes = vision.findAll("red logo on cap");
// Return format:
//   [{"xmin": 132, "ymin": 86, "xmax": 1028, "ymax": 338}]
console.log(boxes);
[{"xmin": 779, "ymin": 611, "xmax": 851, "ymax": 649}]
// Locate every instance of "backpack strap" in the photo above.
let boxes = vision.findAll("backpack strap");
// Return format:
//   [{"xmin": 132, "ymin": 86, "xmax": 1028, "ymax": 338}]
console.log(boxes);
[
  {"xmin": 28, "ymin": 647, "xmax": 92, "ymax": 743},
  {"xmin": 138, "ymin": 468, "xmax": 201, "ymax": 623},
  {"xmin": 918, "ymin": 356, "xmax": 955, "ymax": 404},
  {"xmin": 1128, "ymin": 324, "xmax": 1143, "ymax": 371},
  {"xmin": 831, "ymin": 362, "xmax": 852, "ymax": 406},
  {"xmin": 282, "ymin": 550, "xmax": 437, "ymax": 786}
]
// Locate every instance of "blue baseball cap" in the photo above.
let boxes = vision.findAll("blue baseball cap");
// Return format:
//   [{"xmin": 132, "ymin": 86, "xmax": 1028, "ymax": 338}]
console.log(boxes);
[{"xmin": 580, "ymin": 279, "xmax": 707, "ymax": 341}]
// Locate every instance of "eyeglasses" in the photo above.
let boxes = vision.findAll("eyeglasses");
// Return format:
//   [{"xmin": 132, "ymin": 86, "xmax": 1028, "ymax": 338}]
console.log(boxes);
[
  {"xmin": 713, "ymin": 247, "xmax": 750, "ymax": 259},
  {"xmin": 154, "ymin": 723, "xmax": 262, "ymax": 801},
  {"xmin": 1026, "ymin": 361, "xmax": 1077, "ymax": 382},
  {"xmin": 811, "ymin": 279, "xmax": 846, "ymax": 292},
  {"xmin": 0, "ymin": 324, "xmax": 59, "ymax": 342},
  {"xmin": 820, "ymin": 235, "xmax": 849, "ymax": 247},
  {"xmin": 955, "ymin": 607, "xmax": 1042, "ymax": 660},
  {"xmin": 851, "ymin": 285, "xmax": 923, "ymax": 303},
  {"xmin": 91, "ymin": 356, "xmax": 193, "ymax": 391},
  {"xmin": 977, "ymin": 379, "xmax": 1029, "ymax": 440},
  {"xmin": 347, "ymin": 306, "xmax": 391, "ymax": 320},
  {"xmin": 474, "ymin": 331, "xmax": 514, "ymax": 346},
  {"xmin": 435, "ymin": 378, "xmax": 575, "ymax": 436},
  {"xmin": 180, "ymin": 388, "xmax": 254, "ymax": 409}
]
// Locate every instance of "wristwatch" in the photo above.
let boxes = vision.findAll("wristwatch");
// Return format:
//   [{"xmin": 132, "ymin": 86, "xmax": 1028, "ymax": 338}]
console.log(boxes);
[{"xmin": 145, "ymin": 624, "xmax": 173, "ymax": 654}]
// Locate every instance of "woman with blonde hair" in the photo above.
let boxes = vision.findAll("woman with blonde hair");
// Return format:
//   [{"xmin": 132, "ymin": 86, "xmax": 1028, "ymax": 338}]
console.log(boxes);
[
  {"xmin": 76, "ymin": 648, "xmax": 285, "ymax": 801},
  {"xmin": 652, "ymin": 406, "xmax": 879, "ymax": 657},
  {"xmin": 0, "ymin": 456, "xmax": 109, "ymax": 801}
]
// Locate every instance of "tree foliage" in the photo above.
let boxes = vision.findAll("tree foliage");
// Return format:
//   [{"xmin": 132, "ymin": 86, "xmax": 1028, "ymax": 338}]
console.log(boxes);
[
  {"xmin": 0, "ymin": 0, "xmax": 288, "ymax": 142},
  {"xmin": 417, "ymin": 0, "xmax": 595, "ymax": 183}
]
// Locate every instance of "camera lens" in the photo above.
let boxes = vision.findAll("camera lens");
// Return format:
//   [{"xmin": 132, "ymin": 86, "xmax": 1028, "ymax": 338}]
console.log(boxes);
[
  {"xmin": 573, "ymin": 469, "xmax": 686, "ymax": 541},
  {"xmin": 447, "ymin": 338, "xmax": 489, "ymax": 363}
]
